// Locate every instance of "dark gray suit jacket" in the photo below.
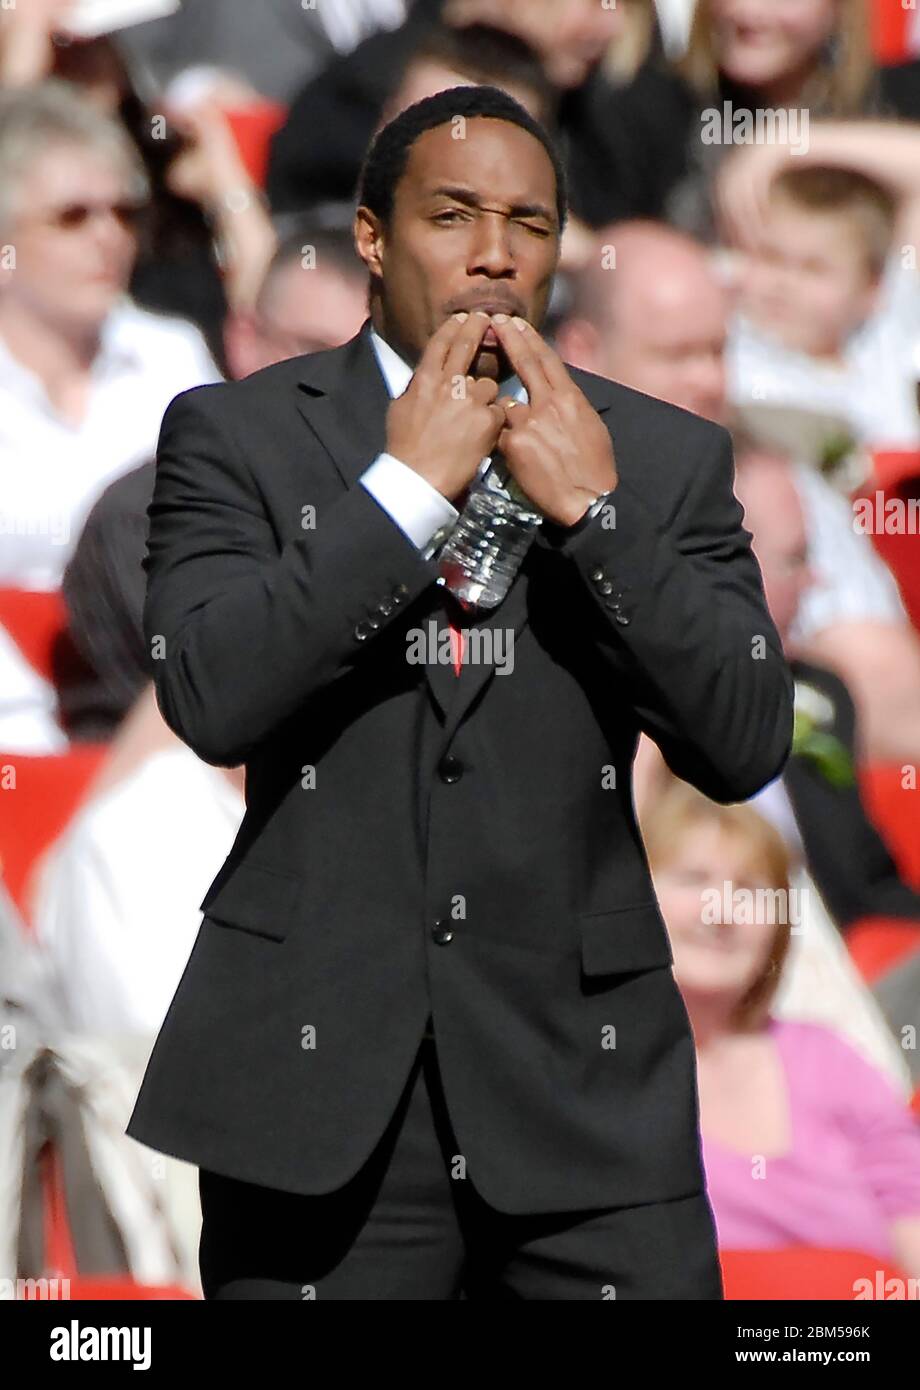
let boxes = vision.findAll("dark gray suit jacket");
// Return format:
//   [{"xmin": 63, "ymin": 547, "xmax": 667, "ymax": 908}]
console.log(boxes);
[{"xmin": 126, "ymin": 318, "xmax": 794, "ymax": 1213}]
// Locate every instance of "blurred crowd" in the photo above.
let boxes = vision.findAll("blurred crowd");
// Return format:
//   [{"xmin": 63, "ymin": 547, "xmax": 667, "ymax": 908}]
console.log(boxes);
[{"xmin": 0, "ymin": 0, "xmax": 919, "ymax": 1298}]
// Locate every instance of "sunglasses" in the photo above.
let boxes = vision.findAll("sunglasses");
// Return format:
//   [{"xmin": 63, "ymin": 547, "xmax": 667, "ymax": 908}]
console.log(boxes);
[{"xmin": 36, "ymin": 199, "xmax": 147, "ymax": 232}]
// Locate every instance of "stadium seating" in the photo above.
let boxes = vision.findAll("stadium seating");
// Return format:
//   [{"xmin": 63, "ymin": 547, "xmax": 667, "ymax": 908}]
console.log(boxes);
[{"xmin": 721, "ymin": 1246, "xmax": 914, "ymax": 1299}]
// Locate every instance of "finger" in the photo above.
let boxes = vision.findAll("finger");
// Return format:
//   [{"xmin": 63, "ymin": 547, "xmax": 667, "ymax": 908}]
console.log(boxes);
[
  {"xmin": 443, "ymin": 310, "xmax": 492, "ymax": 380},
  {"xmin": 413, "ymin": 311, "xmax": 472, "ymax": 382},
  {"xmin": 470, "ymin": 376, "xmax": 499, "ymax": 405},
  {"xmin": 497, "ymin": 395, "xmax": 528, "ymax": 424},
  {"xmin": 489, "ymin": 317, "xmax": 554, "ymax": 402},
  {"xmin": 487, "ymin": 401, "xmax": 507, "ymax": 436},
  {"xmin": 504, "ymin": 316, "xmax": 572, "ymax": 395}
]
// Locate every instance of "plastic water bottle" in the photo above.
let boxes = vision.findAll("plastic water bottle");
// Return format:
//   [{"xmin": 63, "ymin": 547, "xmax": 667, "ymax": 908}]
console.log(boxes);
[{"xmin": 436, "ymin": 453, "xmax": 543, "ymax": 610}]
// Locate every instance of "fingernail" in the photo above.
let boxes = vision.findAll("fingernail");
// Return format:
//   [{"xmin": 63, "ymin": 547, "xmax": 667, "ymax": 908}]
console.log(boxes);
[
  {"xmin": 474, "ymin": 309, "xmax": 490, "ymax": 318},
  {"xmin": 454, "ymin": 311, "xmax": 468, "ymax": 322},
  {"xmin": 492, "ymin": 313, "xmax": 509, "ymax": 324},
  {"xmin": 512, "ymin": 316, "xmax": 528, "ymax": 330}
]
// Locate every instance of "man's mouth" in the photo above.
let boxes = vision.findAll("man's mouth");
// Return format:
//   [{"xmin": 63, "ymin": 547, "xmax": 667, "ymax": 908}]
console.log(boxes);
[{"xmin": 451, "ymin": 302, "xmax": 524, "ymax": 347}]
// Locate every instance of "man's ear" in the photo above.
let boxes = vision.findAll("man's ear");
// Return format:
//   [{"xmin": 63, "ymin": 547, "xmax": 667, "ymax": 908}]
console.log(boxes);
[{"xmin": 354, "ymin": 206, "xmax": 385, "ymax": 279}]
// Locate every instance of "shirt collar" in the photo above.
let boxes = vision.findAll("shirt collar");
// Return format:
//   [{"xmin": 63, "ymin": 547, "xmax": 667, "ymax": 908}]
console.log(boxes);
[{"xmin": 370, "ymin": 326, "xmax": 529, "ymax": 404}]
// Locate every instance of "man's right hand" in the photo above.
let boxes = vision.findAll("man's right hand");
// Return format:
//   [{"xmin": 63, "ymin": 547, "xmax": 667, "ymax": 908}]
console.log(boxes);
[{"xmin": 385, "ymin": 312, "xmax": 506, "ymax": 504}]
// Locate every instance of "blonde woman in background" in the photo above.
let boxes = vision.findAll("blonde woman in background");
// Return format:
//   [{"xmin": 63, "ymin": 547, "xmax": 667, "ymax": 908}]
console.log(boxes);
[{"xmin": 645, "ymin": 781, "xmax": 920, "ymax": 1283}]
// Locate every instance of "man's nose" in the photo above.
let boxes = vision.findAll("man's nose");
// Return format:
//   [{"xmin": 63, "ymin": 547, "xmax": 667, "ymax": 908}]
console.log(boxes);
[{"xmin": 467, "ymin": 214, "xmax": 515, "ymax": 276}]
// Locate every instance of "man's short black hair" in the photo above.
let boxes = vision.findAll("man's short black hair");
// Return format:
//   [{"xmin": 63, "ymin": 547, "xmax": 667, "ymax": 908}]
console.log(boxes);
[{"xmin": 357, "ymin": 84, "xmax": 567, "ymax": 234}]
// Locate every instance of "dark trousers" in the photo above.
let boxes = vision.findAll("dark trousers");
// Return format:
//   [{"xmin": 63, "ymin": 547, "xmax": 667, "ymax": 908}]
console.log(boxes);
[{"xmin": 198, "ymin": 1030, "xmax": 724, "ymax": 1300}]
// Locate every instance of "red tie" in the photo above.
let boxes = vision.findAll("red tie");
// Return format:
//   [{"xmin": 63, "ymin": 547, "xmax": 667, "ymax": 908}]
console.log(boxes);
[{"xmin": 448, "ymin": 620, "xmax": 466, "ymax": 677}]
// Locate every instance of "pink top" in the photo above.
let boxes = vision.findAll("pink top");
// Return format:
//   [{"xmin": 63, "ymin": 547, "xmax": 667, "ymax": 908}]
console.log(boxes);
[{"xmin": 701, "ymin": 1017, "xmax": 920, "ymax": 1260}]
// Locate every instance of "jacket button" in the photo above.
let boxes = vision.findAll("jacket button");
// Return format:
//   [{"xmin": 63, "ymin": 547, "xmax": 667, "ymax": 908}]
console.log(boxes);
[
  {"xmin": 438, "ymin": 755, "xmax": 463, "ymax": 783},
  {"xmin": 354, "ymin": 621, "xmax": 372, "ymax": 641},
  {"xmin": 614, "ymin": 611, "xmax": 630, "ymax": 625},
  {"xmin": 431, "ymin": 921, "xmax": 453, "ymax": 945},
  {"xmin": 597, "ymin": 579, "xmax": 614, "ymax": 595},
  {"xmin": 589, "ymin": 566, "xmax": 605, "ymax": 582}
]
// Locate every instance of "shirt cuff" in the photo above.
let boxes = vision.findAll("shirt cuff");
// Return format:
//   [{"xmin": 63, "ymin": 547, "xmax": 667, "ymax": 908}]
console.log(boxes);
[{"xmin": 360, "ymin": 453, "xmax": 459, "ymax": 550}]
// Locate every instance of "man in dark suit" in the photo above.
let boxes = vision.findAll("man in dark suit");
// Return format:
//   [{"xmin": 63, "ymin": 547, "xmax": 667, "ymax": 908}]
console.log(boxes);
[{"xmin": 126, "ymin": 86, "xmax": 794, "ymax": 1299}]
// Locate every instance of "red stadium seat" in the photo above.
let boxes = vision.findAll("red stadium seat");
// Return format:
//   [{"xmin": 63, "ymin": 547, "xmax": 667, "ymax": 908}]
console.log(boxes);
[
  {"xmin": 23, "ymin": 1278, "xmax": 198, "ymax": 1300},
  {"xmin": 859, "ymin": 765, "xmax": 920, "ymax": 890},
  {"xmin": 720, "ymin": 1247, "xmax": 912, "ymax": 1300},
  {"xmin": 0, "ymin": 588, "xmax": 68, "ymax": 683},
  {"xmin": 28, "ymin": 1139, "xmax": 198, "ymax": 1300},
  {"xmin": 856, "ymin": 464, "xmax": 920, "ymax": 635},
  {"xmin": 871, "ymin": 0, "xmax": 920, "ymax": 64},
  {"xmin": 223, "ymin": 101, "xmax": 287, "ymax": 187},
  {"xmin": 0, "ymin": 748, "xmax": 108, "ymax": 924},
  {"xmin": 845, "ymin": 916, "xmax": 920, "ymax": 985}
]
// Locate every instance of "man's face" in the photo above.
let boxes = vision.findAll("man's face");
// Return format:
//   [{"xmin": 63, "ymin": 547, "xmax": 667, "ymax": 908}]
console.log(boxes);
[
  {"xmin": 1, "ymin": 144, "xmax": 138, "ymax": 331},
  {"xmin": 356, "ymin": 116, "xmax": 560, "ymax": 381},
  {"xmin": 734, "ymin": 456, "xmax": 815, "ymax": 643},
  {"xmin": 597, "ymin": 270, "xmax": 728, "ymax": 424},
  {"xmin": 224, "ymin": 260, "xmax": 368, "ymax": 379}
]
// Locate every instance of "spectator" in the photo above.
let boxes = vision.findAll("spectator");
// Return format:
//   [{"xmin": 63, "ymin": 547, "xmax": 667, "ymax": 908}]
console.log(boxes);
[
  {"xmin": 557, "ymin": 219, "xmax": 920, "ymax": 764},
  {"xmin": 727, "ymin": 165, "xmax": 920, "ymax": 450},
  {"xmin": 0, "ymin": 5, "xmax": 280, "ymax": 360},
  {"xmin": 647, "ymin": 782, "xmax": 920, "ymax": 1275},
  {"xmin": 32, "ymin": 683, "xmax": 245, "ymax": 1038},
  {"xmin": 376, "ymin": 20, "xmax": 558, "ymax": 125},
  {"xmin": 266, "ymin": 0, "xmax": 655, "ymax": 231},
  {"xmin": 59, "ymin": 226, "xmax": 369, "ymax": 740},
  {"xmin": 120, "ymin": 0, "xmax": 407, "ymax": 105},
  {"xmin": 556, "ymin": 0, "xmax": 920, "ymax": 238},
  {"xmin": 0, "ymin": 81, "xmax": 221, "ymax": 592},
  {"xmin": 734, "ymin": 445, "xmax": 920, "ymax": 934},
  {"xmin": 269, "ymin": 16, "xmax": 561, "ymax": 222},
  {"xmin": 558, "ymin": 219, "xmax": 729, "ymax": 422}
]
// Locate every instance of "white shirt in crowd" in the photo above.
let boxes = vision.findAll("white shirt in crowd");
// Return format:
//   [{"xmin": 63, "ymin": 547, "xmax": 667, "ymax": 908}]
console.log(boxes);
[
  {"xmin": 791, "ymin": 462, "xmax": 907, "ymax": 643},
  {"xmin": 0, "ymin": 297, "xmax": 221, "ymax": 591},
  {"xmin": 33, "ymin": 744, "xmax": 244, "ymax": 1037}
]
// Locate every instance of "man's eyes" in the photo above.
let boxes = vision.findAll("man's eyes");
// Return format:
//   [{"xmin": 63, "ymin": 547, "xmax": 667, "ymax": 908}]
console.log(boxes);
[{"xmin": 433, "ymin": 209, "xmax": 551, "ymax": 235}]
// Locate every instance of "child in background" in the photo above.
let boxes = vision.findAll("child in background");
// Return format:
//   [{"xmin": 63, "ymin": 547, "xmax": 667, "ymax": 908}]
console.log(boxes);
[{"xmin": 728, "ymin": 164, "xmax": 920, "ymax": 450}]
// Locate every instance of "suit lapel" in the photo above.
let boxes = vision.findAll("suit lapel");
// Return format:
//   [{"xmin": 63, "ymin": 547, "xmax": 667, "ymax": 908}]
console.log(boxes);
[
  {"xmin": 295, "ymin": 318, "xmax": 392, "ymax": 489},
  {"xmin": 292, "ymin": 318, "xmax": 609, "ymax": 736}
]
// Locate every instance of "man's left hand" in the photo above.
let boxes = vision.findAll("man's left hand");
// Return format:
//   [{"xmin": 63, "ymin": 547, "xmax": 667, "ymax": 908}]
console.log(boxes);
[{"xmin": 489, "ymin": 315, "xmax": 618, "ymax": 528}]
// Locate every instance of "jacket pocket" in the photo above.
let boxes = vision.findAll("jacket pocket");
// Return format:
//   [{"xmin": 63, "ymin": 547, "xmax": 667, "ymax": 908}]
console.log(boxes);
[
  {"xmin": 199, "ymin": 861, "xmax": 304, "ymax": 942},
  {"xmin": 579, "ymin": 900, "xmax": 674, "ymax": 976}
]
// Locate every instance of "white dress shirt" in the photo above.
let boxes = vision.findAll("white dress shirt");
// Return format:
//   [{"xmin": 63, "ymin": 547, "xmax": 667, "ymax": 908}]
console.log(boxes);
[
  {"xmin": 361, "ymin": 327, "xmax": 528, "ymax": 551},
  {"xmin": 0, "ymin": 296, "xmax": 221, "ymax": 591}
]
